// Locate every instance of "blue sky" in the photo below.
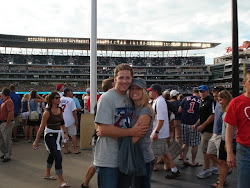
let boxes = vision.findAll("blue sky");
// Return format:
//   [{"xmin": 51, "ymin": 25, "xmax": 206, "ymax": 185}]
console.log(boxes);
[{"xmin": 0, "ymin": 0, "xmax": 249, "ymax": 64}]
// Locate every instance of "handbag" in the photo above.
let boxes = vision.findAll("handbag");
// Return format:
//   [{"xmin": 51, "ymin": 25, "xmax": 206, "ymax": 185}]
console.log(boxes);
[
  {"xmin": 29, "ymin": 111, "xmax": 39, "ymax": 121},
  {"xmin": 168, "ymin": 139, "xmax": 183, "ymax": 160}
]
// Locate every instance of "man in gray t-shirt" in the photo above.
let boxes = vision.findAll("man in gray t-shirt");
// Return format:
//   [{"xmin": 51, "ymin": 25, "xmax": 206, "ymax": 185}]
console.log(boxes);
[{"xmin": 94, "ymin": 64, "xmax": 148, "ymax": 188}]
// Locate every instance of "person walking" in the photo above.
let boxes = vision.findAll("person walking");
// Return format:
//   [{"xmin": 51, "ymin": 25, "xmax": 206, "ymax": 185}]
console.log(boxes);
[
  {"xmin": 193, "ymin": 85, "xmax": 216, "ymax": 179},
  {"xmin": 60, "ymin": 88, "xmax": 80, "ymax": 154},
  {"xmin": 147, "ymin": 84, "xmax": 181, "ymax": 179},
  {"xmin": 33, "ymin": 92, "xmax": 70, "ymax": 188}
]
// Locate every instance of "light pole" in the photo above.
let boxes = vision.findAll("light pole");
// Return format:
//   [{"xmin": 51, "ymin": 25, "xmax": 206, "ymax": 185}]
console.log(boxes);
[
  {"xmin": 231, "ymin": 0, "xmax": 239, "ymax": 97},
  {"xmin": 90, "ymin": 0, "xmax": 97, "ymax": 114}
]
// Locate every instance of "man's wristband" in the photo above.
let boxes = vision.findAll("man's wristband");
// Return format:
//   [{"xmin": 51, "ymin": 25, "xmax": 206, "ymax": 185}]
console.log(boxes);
[{"xmin": 155, "ymin": 131, "xmax": 159, "ymax": 134}]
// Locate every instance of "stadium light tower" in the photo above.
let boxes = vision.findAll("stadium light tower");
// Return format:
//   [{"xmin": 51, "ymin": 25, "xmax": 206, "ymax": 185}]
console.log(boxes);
[
  {"xmin": 90, "ymin": 0, "xmax": 97, "ymax": 114},
  {"xmin": 231, "ymin": 0, "xmax": 239, "ymax": 97}
]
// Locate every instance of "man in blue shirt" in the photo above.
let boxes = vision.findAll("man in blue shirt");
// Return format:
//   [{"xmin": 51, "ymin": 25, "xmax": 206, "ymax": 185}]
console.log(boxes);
[
  {"xmin": 9, "ymin": 85, "xmax": 21, "ymax": 142},
  {"xmin": 179, "ymin": 88, "xmax": 202, "ymax": 167},
  {"xmin": 206, "ymin": 86, "xmax": 225, "ymax": 180}
]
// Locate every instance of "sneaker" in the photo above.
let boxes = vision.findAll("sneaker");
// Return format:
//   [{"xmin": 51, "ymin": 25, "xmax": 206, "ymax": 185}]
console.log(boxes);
[
  {"xmin": 210, "ymin": 167, "xmax": 219, "ymax": 175},
  {"xmin": 197, "ymin": 169, "xmax": 212, "ymax": 179},
  {"xmin": 165, "ymin": 170, "xmax": 181, "ymax": 179},
  {"xmin": 2, "ymin": 158, "xmax": 10, "ymax": 162}
]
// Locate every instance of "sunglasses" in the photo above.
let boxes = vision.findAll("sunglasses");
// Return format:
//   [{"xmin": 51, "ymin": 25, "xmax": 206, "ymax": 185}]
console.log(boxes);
[{"xmin": 54, "ymin": 97, "xmax": 61, "ymax": 99}]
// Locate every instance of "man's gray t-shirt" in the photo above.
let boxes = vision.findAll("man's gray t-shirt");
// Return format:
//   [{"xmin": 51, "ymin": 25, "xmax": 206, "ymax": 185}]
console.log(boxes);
[
  {"xmin": 131, "ymin": 105, "xmax": 154, "ymax": 163},
  {"xmin": 94, "ymin": 88, "xmax": 132, "ymax": 168}
]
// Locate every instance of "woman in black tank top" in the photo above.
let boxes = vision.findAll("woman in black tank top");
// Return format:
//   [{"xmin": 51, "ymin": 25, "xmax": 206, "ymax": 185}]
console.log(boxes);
[{"xmin": 33, "ymin": 92, "xmax": 70, "ymax": 188}]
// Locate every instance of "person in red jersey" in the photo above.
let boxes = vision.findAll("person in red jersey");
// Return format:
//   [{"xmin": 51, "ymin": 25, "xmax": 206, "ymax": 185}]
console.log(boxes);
[{"xmin": 225, "ymin": 69, "xmax": 250, "ymax": 188}]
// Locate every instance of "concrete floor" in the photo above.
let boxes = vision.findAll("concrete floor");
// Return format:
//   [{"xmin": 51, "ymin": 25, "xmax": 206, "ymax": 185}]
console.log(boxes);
[{"xmin": 0, "ymin": 138, "xmax": 238, "ymax": 188}]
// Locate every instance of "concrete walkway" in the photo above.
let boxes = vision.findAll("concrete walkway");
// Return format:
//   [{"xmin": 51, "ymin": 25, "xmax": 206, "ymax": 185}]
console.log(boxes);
[{"xmin": 0, "ymin": 138, "xmax": 238, "ymax": 188}]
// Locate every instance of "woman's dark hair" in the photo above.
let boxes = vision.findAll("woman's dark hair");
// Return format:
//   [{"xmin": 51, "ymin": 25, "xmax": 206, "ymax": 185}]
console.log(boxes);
[
  {"xmin": 46, "ymin": 92, "xmax": 60, "ymax": 109},
  {"xmin": 29, "ymin": 90, "xmax": 37, "ymax": 99}
]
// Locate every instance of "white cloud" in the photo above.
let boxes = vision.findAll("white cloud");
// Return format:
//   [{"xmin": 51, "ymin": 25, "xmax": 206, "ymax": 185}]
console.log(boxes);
[{"xmin": 0, "ymin": 0, "xmax": 249, "ymax": 64}]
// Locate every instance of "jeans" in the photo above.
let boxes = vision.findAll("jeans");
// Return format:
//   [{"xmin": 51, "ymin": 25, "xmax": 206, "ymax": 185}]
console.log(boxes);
[
  {"xmin": 96, "ymin": 167, "xmax": 119, "ymax": 188},
  {"xmin": 134, "ymin": 160, "xmax": 154, "ymax": 188},
  {"xmin": 236, "ymin": 143, "xmax": 250, "ymax": 188},
  {"xmin": 45, "ymin": 133, "xmax": 63, "ymax": 175}
]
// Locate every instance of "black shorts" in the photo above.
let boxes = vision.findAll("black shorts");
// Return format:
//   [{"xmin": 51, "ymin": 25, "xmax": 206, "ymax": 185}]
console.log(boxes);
[{"xmin": 218, "ymin": 139, "xmax": 236, "ymax": 161}]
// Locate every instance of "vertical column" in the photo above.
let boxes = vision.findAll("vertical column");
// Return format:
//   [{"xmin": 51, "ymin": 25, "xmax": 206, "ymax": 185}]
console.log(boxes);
[
  {"xmin": 232, "ymin": 0, "xmax": 239, "ymax": 97},
  {"xmin": 90, "ymin": 0, "xmax": 97, "ymax": 114}
]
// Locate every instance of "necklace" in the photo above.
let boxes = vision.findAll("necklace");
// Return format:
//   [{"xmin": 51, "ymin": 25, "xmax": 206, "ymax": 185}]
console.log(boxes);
[{"xmin": 51, "ymin": 108, "xmax": 59, "ymax": 114}]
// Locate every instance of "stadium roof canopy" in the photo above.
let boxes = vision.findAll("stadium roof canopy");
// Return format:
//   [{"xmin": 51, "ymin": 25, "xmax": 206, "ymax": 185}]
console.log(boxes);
[{"xmin": 0, "ymin": 34, "xmax": 220, "ymax": 52}]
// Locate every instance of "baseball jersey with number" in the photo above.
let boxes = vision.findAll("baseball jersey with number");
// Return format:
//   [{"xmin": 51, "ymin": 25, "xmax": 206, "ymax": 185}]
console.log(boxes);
[
  {"xmin": 60, "ymin": 96, "xmax": 76, "ymax": 127},
  {"xmin": 180, "ymin": 95, "xmax": 201, "ymax": 125}
]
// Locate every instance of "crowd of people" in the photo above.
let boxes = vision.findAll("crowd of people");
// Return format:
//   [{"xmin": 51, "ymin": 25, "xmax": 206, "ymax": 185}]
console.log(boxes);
[
  {"xmin": 0, "ymin": 64, "xmax": 249, "ymax": 188},
  {"xmin": 0, "ymin": 54, "xmax": 205, "ymax": 67}
]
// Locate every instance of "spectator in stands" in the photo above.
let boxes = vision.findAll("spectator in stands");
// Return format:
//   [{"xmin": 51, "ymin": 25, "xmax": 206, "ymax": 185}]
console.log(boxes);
[
  {"xmin": 56, "ymin": 84, "xmax": 64, "ymax": 97},
  {"xmin": 32, "ymin": 92, "xmax": 70, "ymax": 188},
  {"xmin": 0, "ymin": 88, "xmax": 15, "ymax": 162},
  {"xmin": 21, "ymin": 94, "xmax": 29, "ymax": 141},
  {"xmin": 27, "ymin": 90, "xmax": 46, "ymax": 143},
  {"xmin": 225, "ymin": 70, "xmax": 250, "ymax": 188},
  {"xmin": 9, "ymin": 84, "xmax": 21, "ymax": 142}
]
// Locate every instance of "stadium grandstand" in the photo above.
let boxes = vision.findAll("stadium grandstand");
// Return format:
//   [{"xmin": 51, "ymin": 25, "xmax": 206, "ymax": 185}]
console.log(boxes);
[
  {"xmin": 0, "ymin": 33, "xmax": 221, "ymax": 94},
  {"xmin": 209, "ymin": 41, "xmax": 250, "ymax": 93}
]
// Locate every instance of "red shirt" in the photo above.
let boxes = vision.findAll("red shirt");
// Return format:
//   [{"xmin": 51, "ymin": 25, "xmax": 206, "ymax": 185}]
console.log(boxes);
[
  {"xmin": 224, "ymin": 94, "xmax": 250, "ymax": 147},
  {"xmin": 0, "ymin": 97, "xmax": 14, "ymax": 121},
  {"xmin": 87, "ymin": 94, "xmax": 101, "ymax": 112}
]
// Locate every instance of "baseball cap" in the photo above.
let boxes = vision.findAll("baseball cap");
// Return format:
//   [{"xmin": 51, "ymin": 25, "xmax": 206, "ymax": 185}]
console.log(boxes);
[
  {"xmin": 130, "ymin": 78, "xmax": 146, "ymax": 90},
  {"xmin": 170, "ymin": 90, "xmax": 179, "ymax": 97},
  {"xmin": 147, "ymin": 84, "xmax": 162, "ymax": 92},
  {"xmin": 198, "ymin": 85, "xmax": 209, "ymax": 92},
  {"xmin": 56, "ymin": 84, "xmax": 63, "ymax": 91},
  {"xmin": 86, "ymin": 88, "xmax": 90, "ymax": 93}
]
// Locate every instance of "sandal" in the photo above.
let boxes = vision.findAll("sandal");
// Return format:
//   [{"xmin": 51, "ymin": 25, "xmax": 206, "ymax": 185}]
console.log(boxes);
[
  {"xmin": 74, "ymin": 151, "xmax": 81, "ymax": 154},
  {"xmin": 44, "ymin": 175, "xmax": 57, "ymax": 180},
  {"xmin": 182, "ymin": 162, "xmax": 190, "ymax": 166},
  {"xmin": 190, "ymin": 163, "xmax": 203, "ymax": 167},
  {"xmin": 211, "ymin": 180, "xmax": 227, "ymax": 187},
  {"xmin": 60, "ymin": 182, "xmax": 70, "ymax": 187}
]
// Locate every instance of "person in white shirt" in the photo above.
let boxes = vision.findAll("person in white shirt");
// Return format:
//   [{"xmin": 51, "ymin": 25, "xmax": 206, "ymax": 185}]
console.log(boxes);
[
  {"xmin": 147, "ymin": 84, "xmax": 181, "ymax": 179},
  {"xmin": 60, "ymin": 88, "xmax": 80, "ymax": 154}
]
